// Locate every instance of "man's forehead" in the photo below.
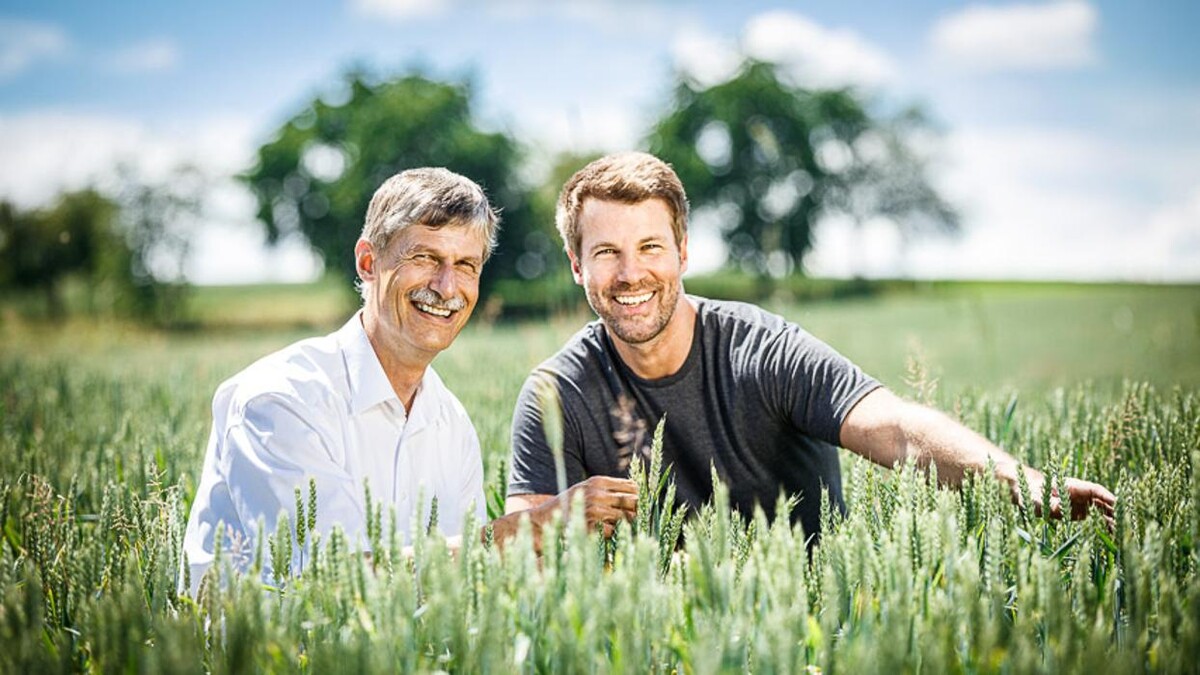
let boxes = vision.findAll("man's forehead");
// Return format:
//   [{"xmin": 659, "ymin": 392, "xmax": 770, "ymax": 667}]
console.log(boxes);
[
  {"xmin": 391, "ymin": 223, "xmax": 487, "ymax": 255},
  {"xmin": 580, "ymin": 196, "xmax": 671, "ymax": 215},
  {"xmin": 578, "ymin": 198, "xmax": 674, "ymax": 239}
]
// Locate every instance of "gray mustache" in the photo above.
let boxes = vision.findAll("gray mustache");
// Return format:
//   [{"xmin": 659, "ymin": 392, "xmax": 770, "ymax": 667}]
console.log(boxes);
[{"xmin": 408, "ymin": 287, "xmax": 466, "ymax": 312}]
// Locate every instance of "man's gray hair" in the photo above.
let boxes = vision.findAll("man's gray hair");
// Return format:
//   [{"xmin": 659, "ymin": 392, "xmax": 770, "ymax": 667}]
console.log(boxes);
[{"xmin": 359, "ymin": 167, "xmax": 499, "ymax": 301}]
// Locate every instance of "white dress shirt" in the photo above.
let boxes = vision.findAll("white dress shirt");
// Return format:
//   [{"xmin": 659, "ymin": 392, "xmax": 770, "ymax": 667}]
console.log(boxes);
[{"xmin": 182, "ymin": 312, "xmax": 485, "ymax": 593}]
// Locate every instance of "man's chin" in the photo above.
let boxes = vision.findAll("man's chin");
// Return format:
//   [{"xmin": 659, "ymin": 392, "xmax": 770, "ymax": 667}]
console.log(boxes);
[{"xmin": 603, "ymin": 316, "xmax": 665, "ymax": 346}]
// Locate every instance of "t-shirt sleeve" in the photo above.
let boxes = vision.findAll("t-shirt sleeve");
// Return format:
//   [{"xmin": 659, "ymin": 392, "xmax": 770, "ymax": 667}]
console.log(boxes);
[
  {"xmin": 761, "ymin": 325, "xmax": 881, "ymax": 446},
  {"xmin": 508, "ymin": 371, "xmax": 584, "ymax": 497}
]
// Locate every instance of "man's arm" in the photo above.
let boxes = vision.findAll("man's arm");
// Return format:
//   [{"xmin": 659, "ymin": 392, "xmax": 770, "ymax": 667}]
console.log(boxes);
[
  {"xmin": 839, "ymin": 388, "xmax": 1115, "ymax": 521},
  {"xmin": 488, "ymin": 477, "xmax": 639, "ymax": 550},
  {"xmin": 223, "ymin": 395, "xmax": 369, "ymax": 536}
]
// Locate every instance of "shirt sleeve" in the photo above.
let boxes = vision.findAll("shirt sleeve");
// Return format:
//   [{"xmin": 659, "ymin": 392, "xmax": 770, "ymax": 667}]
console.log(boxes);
[
  {"xmin": 218, "ymin": 393, "xmax": 368, "ymax": 571},
  {"xmin": 456, "ymin": 421, "xmax": 487, "ymax": 527},
  {"xmin": 508, "ymin": 371, "xmax": 583, "ymax": 497},
  {"xmin": 761, "ymin": 325, "xmax": 881, "ymax": 446}
]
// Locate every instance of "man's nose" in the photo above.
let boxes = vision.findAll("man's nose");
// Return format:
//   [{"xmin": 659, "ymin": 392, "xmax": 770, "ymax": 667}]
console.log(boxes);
[
  {"xmin": 428, "ymin": 263, "xmax": 458, "ymax": 298},
  {"xmin": 615, "ymin": 253, "xmax": 646, "ymax": 284}
]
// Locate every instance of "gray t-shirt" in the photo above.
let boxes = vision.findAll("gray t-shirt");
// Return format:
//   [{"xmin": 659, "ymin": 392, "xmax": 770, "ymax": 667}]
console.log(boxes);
[{"xmin": 508, "ymin": 296, "xmax": 880, "ymax": 540}]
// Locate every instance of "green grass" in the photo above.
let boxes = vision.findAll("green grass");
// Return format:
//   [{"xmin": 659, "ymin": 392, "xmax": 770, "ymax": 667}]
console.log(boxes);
[
  {"xmin": 0, "ymin": 280, "xmax": 1197, "ymax": 672},
  {"xmin": 769, "ymin": 282, "xmax": 1200, "ymax": 393}
]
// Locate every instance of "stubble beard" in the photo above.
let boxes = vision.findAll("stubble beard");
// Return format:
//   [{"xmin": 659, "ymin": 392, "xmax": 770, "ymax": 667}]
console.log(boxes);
[{"xmin": 590, "ymin": 280, "xmax": 681, "ymax": 346}]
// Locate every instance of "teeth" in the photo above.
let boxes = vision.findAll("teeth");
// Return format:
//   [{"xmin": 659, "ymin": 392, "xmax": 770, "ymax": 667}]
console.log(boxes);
[
  {"xmin": 615, "ymin": 292, "xmax": 653, "ymax": 306},
  {"xmin": 415, "ymin": 302, "xmax": 452, "ymax": 318}
]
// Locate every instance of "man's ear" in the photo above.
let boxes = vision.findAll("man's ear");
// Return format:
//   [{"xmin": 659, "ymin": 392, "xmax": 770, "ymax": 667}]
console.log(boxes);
[
  {"xmin": 567, "ymin": 248, "xmax": 584, "ymax": 286},
  {"xmin": 355, "ymin": 239, "xmax": 375, "ymax": 283},
  {"xmin": 679, "ymin": 234, "xmax": 689, "ymax": 275}
]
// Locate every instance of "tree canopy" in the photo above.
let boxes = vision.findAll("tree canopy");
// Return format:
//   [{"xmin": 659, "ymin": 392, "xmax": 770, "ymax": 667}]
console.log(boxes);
[
  {"xmin": 242, "ymin": 71, "xmax": 540, "ymax": 300},
  {"xmin": 0, "ymin": 191, "xmax": 123, "ymax": 318},
  {"xmin": 648, "ymin": 60, "xmax": 958, "ymax": 279},
  {"xmin": 0, "ymin": 177, "xmax": 196, "ymax": 323}
]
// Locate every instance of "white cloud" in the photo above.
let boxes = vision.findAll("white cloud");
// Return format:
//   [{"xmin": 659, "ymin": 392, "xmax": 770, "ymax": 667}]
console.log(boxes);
[
  {"xmin": 672, "ymin": 11, "xmax": 897, "ymax": 91},
  {"xmin": 0, "ymin": 18, "xmax": 69, "ymax": 78},
  {"xmin": 553, "ymin": 1, "xmax": 677, "ymax": 37},
  {"xmin": 353, "ymin": 0, "xmax": 679, "ymax": 35},
  {"xmin": 516, "ymin": 103, "xmax": 641, "ymax": 154},
  {"xmin": 804, "ymin": 215, "xmax": 907, "ymax": 278},
  {"xmin": 670, "ymin": 26, "xmax": 742, "ymax": 89},
  {"xmin": 105, "ymin": 38, "xmax": 179, "ymax": 73},
  {"xmin": 0, "ymin": 111, "xmax": 321, "ymax": 284},
  {"xmin": 1143, "ymin": 188, "xmax": 1200, "ymax": 272},
  {"xmin": 0, "ymin": 113, "xmax": 151, "ymax": 206},
  {"xmin": 804, "ymin": 126, "xmax": 1200, "ymax": 282},
  {"xmin": 187, "ymin": 222, "xmax": 322, "ymax": 285},
  {"xmin": 890, "ymin": 127, "xmax": 1199, "ymax": 281},
  {"xmin": 742, "ymin": 11, "xmax": 896, "ymax": 89},
  {"xmin": 929, "ymin": 0, "xmax": 1099, "ymax": 73},
  {"xmin": 350, "ymin": 0, "xmax": 451, "ymax": 20},
  {"xmin": 0, "ymin": 112, "xmax": 256, "ymax": 206}
]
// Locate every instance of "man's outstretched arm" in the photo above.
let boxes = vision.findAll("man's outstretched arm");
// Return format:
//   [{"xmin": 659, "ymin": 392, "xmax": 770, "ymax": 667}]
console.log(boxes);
[{"xmin": 839, "ymin": 388, "xmax": 1115, "ymax": 521}]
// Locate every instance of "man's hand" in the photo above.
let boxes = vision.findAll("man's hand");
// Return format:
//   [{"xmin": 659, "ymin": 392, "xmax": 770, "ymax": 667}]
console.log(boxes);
[
  {"xmin": 495, "ymin": 476, "xmax": 639, "ymax": 549},
  {"xmin": 1001, "ymin": 465, "xmax": 1116, "ymax": 526},
  {"xmin": 544, "ymin": 476, "xmax": 639, "ymax": 537}
]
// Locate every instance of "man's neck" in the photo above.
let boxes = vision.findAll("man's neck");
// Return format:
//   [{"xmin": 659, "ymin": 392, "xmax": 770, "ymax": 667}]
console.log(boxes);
[
  {"xmin": 609, "ymin": 295, "xmax": 697, "ymax": 380},
  {"xmin": 360, "ymin": 312, "xmax": 429, "ymax": 413}
]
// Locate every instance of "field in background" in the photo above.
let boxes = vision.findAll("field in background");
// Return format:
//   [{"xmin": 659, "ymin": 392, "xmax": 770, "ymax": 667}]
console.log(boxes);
[{"xmin": 7, "ymin": 277, "xmax": 1197, "ymax": 386}]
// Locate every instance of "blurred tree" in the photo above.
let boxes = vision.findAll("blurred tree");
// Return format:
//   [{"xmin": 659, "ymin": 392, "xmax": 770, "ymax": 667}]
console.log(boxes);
[
  {"xmin": 112, "ymin": 165, "xmax": 204, "ymax": 324},
  {"xmin": 647, "ymin": 60, "xmax": 958, "ymax": 282},
  {"xmin": 242, "ymin": 70, "xmax": 537, "ymax": 304},
  {"xmin": 0, "ymin": 190, "xmax": 121, "ymax": 318},
  {"xmin": 0, "ymin": 170, "xmax": 202, "ymax": 324}
]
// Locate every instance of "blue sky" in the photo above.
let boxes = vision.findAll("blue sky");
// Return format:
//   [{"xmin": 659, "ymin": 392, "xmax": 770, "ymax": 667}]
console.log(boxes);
[{"xmin": 1, "ymin": 0, "xmax": 1197, "ymax": 282}]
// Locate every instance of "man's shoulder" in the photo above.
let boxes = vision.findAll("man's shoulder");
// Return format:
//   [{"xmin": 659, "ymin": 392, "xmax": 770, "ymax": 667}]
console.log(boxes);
[
  {"xmin": 532, "ymin": 320, "xmax": 609, "ymax": 381},
  {"xmin": 692, "ymin": 295, "xmax": 793, "ymax": 339},
  {"xmin": 214, "ymin": 329, "xmax": 348, "ymax": 418},
  {"xmin": 690, "ymin": 295, "xmax": 828, "ymax": 382},
  {"xmin": 419, "ymin": 366, "xmax": 475, "ymax": 427}
]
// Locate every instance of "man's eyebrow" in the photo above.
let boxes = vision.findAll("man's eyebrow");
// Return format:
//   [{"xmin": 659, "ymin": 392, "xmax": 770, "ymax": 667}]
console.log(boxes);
[
  {"xmin": 402, "ymin": 242, "xmax": 483, "ymax": 263},
  {"xmin": 403, "ymin": 242, "xmax": 445, "ymax": 257},
  {"xmin": 587, "ymin": 234, "xmax": 667, "ymax": 253}
]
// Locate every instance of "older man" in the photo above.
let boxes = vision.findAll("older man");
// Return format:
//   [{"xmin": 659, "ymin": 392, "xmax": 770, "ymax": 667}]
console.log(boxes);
[
  {"xmin": 183, "ymin": 167, "xmax": 603, "ymax": 591},
  {"xmin": 506, "ymin": 152, "xmax": 1115, "ymax": 543}
]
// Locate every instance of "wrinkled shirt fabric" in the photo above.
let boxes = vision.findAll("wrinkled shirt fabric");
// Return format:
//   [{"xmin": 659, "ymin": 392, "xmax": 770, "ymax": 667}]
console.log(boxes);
[{"xmin": 183, "ymin": 312, "xmax": 484, "ymax": 594}]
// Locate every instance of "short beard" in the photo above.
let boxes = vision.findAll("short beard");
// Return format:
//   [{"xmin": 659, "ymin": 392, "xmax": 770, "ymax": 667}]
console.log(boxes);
[{"xmin": 590, "ymin": 281, "xmax": 679, "ymax": 345}]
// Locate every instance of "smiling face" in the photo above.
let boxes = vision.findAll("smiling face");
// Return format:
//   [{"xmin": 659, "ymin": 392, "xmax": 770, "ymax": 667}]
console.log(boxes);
[
  {"xmin": 358, "ymin": 223, "xmax": 486, "ymax": 366},
  {"xmin": 569, "ymin": 198, "xmax": 689, "ymax": 347}
]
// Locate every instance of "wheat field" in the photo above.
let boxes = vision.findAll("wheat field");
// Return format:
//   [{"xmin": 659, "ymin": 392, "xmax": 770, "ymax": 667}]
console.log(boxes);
[{"xmin": 0, "ymin": 282, "xmax": 1197, "ymax": 673}]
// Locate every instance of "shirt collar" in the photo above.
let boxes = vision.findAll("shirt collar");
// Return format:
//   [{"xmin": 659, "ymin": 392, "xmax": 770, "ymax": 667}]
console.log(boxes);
[
  {"xmin": 405, "ymin": 367, "xmax": 447, "ymax": 434},
  {"xmin": 339, "ymin": 311, "xmax": 449, "ymax": 425},
  {"xmin": 339, "ymin": 311, "xmax": 400, "ymax": 416}
]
